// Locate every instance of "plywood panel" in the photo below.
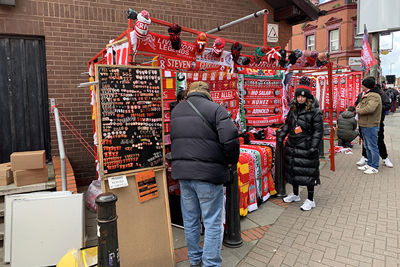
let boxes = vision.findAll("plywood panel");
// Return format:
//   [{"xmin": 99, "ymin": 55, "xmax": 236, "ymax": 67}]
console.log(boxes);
[{"xmin": 104, "ymin": 169, "xmax": 174, "ymax": 267}]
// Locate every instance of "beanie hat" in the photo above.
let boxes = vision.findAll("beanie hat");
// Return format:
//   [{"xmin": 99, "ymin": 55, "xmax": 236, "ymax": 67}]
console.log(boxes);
[
  {"xmin": 231, "ymin": 42, "xmax": 242, "ymax": 63},
  {"xmin": 295, "ymin": 77, "xmax": 312, "ymax": 99},
  {"xmin": 212, "ymin": 38, "xmax": 225, "ymax": 58},
  {"xmin": 187, "ymin": 81, "xmax": 212, "ymax": 101},
  {"xmin": 254, "ymin": 47, "xmax": 266, "ymax": 64},
  {"xmin": 295, "ymin": 87, "xmax": 313, "ymax": 99},
  {"xmin": 362, "ymin": 77, "xmax": 376, "ymax": 89},
  {"xmin": 134, "ymin": 10, "xmax": 151, "ymax": 39},
  {"xmin": 168, "ymin": 23, "xmax": 182, "ymax": 50},
  {"xmin": 195, "ymin": 32, "xmax": 208, "ymax": 55}
]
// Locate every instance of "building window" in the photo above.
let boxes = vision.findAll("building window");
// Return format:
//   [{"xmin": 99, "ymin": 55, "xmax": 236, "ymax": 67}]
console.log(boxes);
[
  {"xmin": 354, "ymin": 25, "xmax": 362, "ymax": 49},
  {"xmin": 306, "ymin": 35, "xmax": 315, "ymax": 51},
  {"xmin": 329, "ymin": 29, "xmax": 339, "ymax": 52}
]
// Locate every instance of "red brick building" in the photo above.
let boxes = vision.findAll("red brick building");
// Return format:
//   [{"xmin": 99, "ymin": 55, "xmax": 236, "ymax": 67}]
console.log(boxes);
[
  {"xmin": 0, "ymin": 0, "xmax": 318, "ymax": 185},
  {"xmin": 289, "ymin": 0, "xmax": 361, "ymax": 69}
]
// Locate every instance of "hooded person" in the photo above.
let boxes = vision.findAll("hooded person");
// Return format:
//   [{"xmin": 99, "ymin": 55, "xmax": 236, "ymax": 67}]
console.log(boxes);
[
  {"xmin": 337, "ymin": 106, "xmax": 358, "ymax": 147},
  {"xmin": 170, "ymin": 81, "xmax": 239, "ymax": 267},
  {"xmin": 278, "ymin": 76, "xmax": 323, "ymax": 211}
]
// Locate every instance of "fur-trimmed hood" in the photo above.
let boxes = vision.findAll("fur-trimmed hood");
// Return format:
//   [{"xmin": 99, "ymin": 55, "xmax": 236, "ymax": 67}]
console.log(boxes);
[{"xmin": 187, "ymin": 81, "xmax": 213, "ymax": 101}]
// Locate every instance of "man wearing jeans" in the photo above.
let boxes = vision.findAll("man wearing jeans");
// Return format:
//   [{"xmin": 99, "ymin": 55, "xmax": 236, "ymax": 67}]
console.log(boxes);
[
  {"xmin": 356, "ymin": 77, "xmax": 382, "ymax": 174},
  {"xmin": 171, "ymin": 81, "xmax": 240, "ymax": 267}
]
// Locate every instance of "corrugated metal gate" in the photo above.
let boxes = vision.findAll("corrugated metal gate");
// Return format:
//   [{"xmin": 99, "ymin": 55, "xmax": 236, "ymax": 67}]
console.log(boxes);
[{"xmin": 0, "ymin": 35, "xmax": 51, "ymax": 163}]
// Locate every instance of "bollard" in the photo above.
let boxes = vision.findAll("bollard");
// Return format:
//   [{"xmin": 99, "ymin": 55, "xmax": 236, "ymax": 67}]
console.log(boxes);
[
  {"xmin": 274, "ymin": 130, "xmax": 286, "ymax": 198},
  {"xmin": 223, "ymin": 167, "xmax": 243, "ymax": 248},
  {"xmin": 96, "ymin": 193, "xmax": 120, "ymax": 267}
]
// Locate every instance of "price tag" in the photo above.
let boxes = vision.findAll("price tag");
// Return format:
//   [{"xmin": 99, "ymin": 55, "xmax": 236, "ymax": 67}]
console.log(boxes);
[{"xmin": 108, "ymin": 175, "xmax": 128, "ymax": 189}]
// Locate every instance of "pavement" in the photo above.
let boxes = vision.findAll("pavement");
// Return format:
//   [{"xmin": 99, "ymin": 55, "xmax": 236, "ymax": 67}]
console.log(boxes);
[{"xmin": 174, "ymin": 111, "xmax": 400, "ymax": 267}]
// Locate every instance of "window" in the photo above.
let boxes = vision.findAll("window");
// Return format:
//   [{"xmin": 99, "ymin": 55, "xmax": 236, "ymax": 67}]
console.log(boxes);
[
  {"xmin": 329, "ymin": 29, "xmax": 339, "ymax": 52},
  {"xmin": 354, "ymin": 25, "xmax": 362, "ymax": 49},
  {"xmin": 306, "ymin": 35, "xmax": 315, "ymax": 51}
]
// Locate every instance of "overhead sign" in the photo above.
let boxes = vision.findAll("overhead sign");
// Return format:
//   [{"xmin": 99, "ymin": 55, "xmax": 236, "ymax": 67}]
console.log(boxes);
[
  {"xmin": 357, "ymin": 0, "xmax": 400, "ymax": 34},
  {"xmin": 267, "ymin": 24, "xmax": 279, "ymax": 43}
]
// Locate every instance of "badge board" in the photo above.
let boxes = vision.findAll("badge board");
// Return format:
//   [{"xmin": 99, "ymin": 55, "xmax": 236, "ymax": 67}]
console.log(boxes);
[{"xmin": 95, "ymin": 65, "xmax": 165, "ymax": 177}]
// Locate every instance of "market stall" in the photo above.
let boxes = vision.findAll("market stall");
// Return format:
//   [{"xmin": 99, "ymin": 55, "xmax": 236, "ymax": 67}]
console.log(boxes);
[{"xmin": 87, "ymin": 8, "xmax": 351, "ymax": 265}]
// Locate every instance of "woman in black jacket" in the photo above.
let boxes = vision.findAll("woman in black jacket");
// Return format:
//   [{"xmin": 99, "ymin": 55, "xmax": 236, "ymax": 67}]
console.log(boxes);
[{"xmin": 278, "ymin": 78, "xmax": 323, "ymax": 211}]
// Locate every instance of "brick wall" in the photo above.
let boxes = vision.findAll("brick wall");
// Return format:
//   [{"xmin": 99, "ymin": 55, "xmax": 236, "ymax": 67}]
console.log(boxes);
[{"xmin": 0, "ymin": 0, "xmax": 292, "ymax": 185}]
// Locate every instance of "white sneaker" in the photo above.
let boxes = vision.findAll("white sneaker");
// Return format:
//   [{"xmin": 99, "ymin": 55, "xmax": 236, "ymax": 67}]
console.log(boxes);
[
  {"xmin": 357, "ymin": 165, "xmax": 370, "ymax": 171},
  {"xmin": 283, "ymin": 193, "xmax": 301, "ymax": 203},
  {"xmin": 356, "ymin": 156, "xmax": 368, "ymax": 166},
  {"xmin": 364, "ymin": 167, "xmax": 379, "ymax": 174},
  {"xmin": 383, "ymin": 158, "xmax": 394, "ymax": 168},
  {"xmin": 300, "ymin": 199, "xmax": 316, "ymax": 211}
]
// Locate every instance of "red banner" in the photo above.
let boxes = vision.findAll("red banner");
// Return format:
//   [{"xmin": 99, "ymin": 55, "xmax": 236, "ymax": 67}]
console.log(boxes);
[
  {"xmin": 332, "ymin": 75, "xmax": 339, "ymax": 113},
  {"xmin": 355, "ymin": 73, "xmax": 362, "ymax": 102},
  {"xmin": 246, "ymin": 115, "xmax": 283, "ymax": 126},
  {"xmin": 244, "ymin": 98, "xmax": 282, "ymax": 107},
  {"xmin": 346, "ymin": 74, "xmax": 354, "ymax": 108},
  {"xmin": 244, "ymin": 107, "xmax": 281, "ymax": 116},
  {"xmin": 245, "ymin": 88, "xmax": 282, "ymax": 98},
  {"xmin": 157, "ymin": 56, "xmax": 226, "ymax": 72},
  {"xmin": 339, "ymin": 75, "xmax": 347, "ymax": 112},
  {"xmin": 211, "ymin": 90, "xmax": 237, "ymax": 101},
  {"xmin": 163, "ymin": 89, "xmax": 176, "ymax": 100},
  {"xmin": 138, "ymin": 32, "xmax": 196, "ymax": 61}
]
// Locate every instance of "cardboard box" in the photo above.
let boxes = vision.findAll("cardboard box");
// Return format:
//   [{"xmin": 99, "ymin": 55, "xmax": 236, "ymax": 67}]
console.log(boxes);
[
  {"xmin": 13, "ymin": 167, "xmax": 48, "ymax": 187},
  {"xmin": 0, "ymin": 163, "xmax": 13, "ymax": 186},
  {"xmin": 11, "ymin": 150, "xmax": 46, "ymax": 171}
]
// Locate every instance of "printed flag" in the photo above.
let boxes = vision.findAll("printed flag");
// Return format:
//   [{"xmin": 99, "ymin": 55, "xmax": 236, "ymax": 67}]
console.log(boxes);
[{"xmin": 360, "ymin": 25, "xmax": 377, "ymax": 72}]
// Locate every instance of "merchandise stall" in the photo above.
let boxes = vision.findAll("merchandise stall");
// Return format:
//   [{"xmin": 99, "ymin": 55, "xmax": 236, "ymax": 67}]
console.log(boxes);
[{"xmin": 86, "ymin": 9, "xmax": 350, "ymax": 264}]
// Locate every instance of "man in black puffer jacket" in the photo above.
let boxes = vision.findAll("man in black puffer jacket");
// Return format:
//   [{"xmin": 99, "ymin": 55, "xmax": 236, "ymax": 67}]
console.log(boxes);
[
  {"xmin": 171, "ymin": 81, "xmax": 239, "ymax": 267},
  {"xmin": 337, "ymin": 106, "xmax": 358, "ymax": 148}
]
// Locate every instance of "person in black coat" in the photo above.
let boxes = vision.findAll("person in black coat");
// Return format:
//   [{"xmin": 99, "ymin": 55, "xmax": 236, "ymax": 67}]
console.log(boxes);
[
  {"xmin": 355, "ymin": 85, "xmax": 393, "ymax": 167},
  {"xmin": 170, "ymin": 81, "xmax": 239, "ymax": 267},
  {"xmin": 278, "ymin": 77, "xmax": 323, "ymax": 211},
  {"xmin": 169, "ymin": 89, "xmax": 187, "ymax": 112},
  {"xmin": 337, "ymin": 106, "xmax": 358, "ymax": 148}
]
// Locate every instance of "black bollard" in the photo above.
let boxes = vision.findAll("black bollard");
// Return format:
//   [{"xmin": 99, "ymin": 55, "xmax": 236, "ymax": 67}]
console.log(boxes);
[
  {"xmin": 96, "ymin": 193, "xmax": 120, "ymax": 267},
  {"xmin": 223, "ymin": 167, "xmax": 243, "ymax": 248},
  {"xmin": 274, "ymin": 130, "xmax": 286, "ymax": 198}
]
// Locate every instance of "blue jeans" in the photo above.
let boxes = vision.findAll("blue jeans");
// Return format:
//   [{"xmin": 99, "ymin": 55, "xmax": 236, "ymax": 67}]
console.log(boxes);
[
  {"xmin": 361, "ymin": 126, "xmax": 379, "ymax": 169},
  {"xmin": 179, "ymin": 180, "xmax": 224, "ymax": 267}
]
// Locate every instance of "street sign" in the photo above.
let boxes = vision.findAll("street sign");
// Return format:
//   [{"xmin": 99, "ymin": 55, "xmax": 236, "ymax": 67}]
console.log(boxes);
[
  {"xmin": 348, "ymin": 57, "xmax": 361, "ymax": 66},
  {"xmin": 267, "ymin": 24, "xmax": 278, "ymax": 43}
]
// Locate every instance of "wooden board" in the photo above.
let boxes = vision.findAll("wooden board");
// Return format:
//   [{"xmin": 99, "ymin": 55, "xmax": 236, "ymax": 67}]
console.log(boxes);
[
  {"xmin": 94, "ymin": 65, "xmax": 165, "ymax": 178},
  {"xmin": 103, "ymin": 169, "xmax": 175, "ymax": 267}
]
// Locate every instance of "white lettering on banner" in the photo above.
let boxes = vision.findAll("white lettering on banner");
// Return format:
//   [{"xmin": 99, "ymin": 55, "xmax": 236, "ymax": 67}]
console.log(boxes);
[
  {"xmin": 196, "ymin": 48, "xmax": 234, "ymax": 68},
  {"xmin": 247, "ymin": 90, "xmax": 274, "ymax": 96},
  {"xmin": 249, "ymin": 109, "xmax": 271, "ymax": 114},
  {"xmin": 245, "ymin": 99, "xmax": 280, "ymax": 106},
  {"xmin": 140, "ymin": 33, "xmax": 195, "ymax": 60},
  {"xmin": 211, "ymin": 91, "xmax": 234, "ymax": 100},
  {"xmin": 108, "ymin": 175, "xmax": 128, "ymax": 189}
]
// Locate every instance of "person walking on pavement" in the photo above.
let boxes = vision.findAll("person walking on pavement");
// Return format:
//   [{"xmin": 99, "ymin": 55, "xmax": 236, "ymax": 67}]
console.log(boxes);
[
  {"xmin": 278, "ymin": 77, "xmax": 323, "ymax": 211},
  {"xmin": 356, "ymin": 77, "xmax": 382, "ymax": 174},
  {"xmin": 337, "ymin": 106, "xmax": 358, "ymax": 148},
  {"xmin": 170, "ymin": 81, "xmax": 240, "ymax": 267},
  {"xmin": 355, "ymin": 84, "xmax": 393, "ymax": 168}
]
